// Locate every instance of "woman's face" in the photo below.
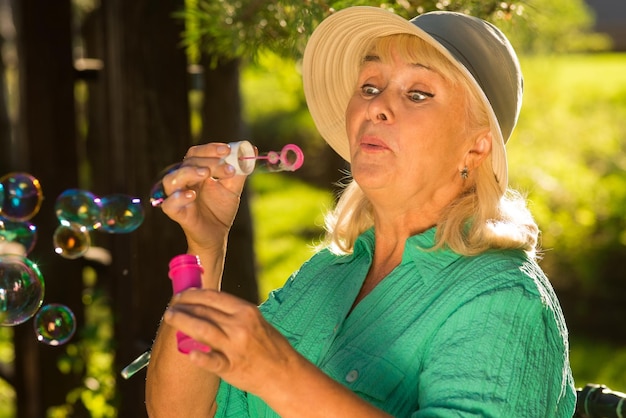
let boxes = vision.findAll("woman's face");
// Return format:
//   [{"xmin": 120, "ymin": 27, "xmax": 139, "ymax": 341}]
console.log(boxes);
[{"xmin": 345, "ymin": 42, "xmax": 480, "ymax": 210}]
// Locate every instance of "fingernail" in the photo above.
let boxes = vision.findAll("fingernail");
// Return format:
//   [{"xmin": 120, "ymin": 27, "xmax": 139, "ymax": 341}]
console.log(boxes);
[
  {"xmin": 225, "ymin": 164, "xmax": 235, "ymax": 174},
  {"xmin": 163, "ymin": 309, "xmax": 173, "ymax": 321},
  {"xmin": 196, "ymin": 167, "xmax": 208, "ymax": 176},
  {"xmin": 217, "ymin": 145, "xmax": 230, "ymax": 155},
  {"xmin": 184, "ymin": 190, "xmax": 194, "ymax": 199}
]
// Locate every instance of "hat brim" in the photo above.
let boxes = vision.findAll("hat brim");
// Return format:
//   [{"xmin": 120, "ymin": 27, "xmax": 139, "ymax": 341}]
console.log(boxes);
[{"xmin": 302, "ymin": 6, "xmax": 508, "ymax": 193}]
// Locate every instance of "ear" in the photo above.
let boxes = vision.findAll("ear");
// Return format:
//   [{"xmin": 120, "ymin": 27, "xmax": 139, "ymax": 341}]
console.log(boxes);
[{"xmin": 464, "ymin": 130, "xmax": 492, "ymax": 170}]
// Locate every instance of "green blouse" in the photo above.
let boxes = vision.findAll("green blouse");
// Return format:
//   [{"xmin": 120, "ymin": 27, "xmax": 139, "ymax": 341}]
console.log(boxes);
[{"xmin": 215, "ymin": 228, "xmax": 576, "ymax": 417}]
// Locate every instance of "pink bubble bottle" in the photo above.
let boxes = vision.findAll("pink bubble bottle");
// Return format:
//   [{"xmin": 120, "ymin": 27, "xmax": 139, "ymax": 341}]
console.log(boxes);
[{"xmin": 168, "ymin": 254, "xmax": 211, "ymax": 354}]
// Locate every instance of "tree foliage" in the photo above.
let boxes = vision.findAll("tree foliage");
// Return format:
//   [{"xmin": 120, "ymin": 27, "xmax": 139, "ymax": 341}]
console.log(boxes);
[
  {"xmin": 179, "ymin": 0, "xmax": 538, "ymax": 65},
  {"xmin": 178, "ymin": 0, "xmax": 329, "ymax": 64},
  {"xmin": 179, "ymin": 0, "xmax": 609, "ymax": 65},
  {"xmin": 496, "ymin": 0, "xmax": 612, "ymax": 53}
]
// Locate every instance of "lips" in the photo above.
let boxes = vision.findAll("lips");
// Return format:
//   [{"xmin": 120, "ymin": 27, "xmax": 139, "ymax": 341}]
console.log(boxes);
[{"xmin": 359, "ymin": 135, "xmax": 390, "ymax": 151}]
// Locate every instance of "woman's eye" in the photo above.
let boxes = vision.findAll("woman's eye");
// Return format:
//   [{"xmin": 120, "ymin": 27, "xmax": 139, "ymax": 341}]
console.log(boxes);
[
  {"xmin": 361, "ymin": 84, "xmax": 380, "ymax": 96},
  {"xmin": 409, "ymin": 90, "xmax": 434, "ymax": 102}
]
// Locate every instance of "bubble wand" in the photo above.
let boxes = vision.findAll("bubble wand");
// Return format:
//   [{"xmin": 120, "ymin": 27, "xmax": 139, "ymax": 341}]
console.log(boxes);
[
  {"xmin": 121, "ymin": 350, "xmax": 152, "ymax": 380},
  {"xmin": 149, "ymin": 141, "xmax": 304, "ymax": 207}
]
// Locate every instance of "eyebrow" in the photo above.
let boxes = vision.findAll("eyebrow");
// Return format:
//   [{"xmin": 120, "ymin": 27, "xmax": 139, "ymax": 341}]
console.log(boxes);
[{"xmin": 363, "ymin": 54, "xmax": 433, "ymax": 71}]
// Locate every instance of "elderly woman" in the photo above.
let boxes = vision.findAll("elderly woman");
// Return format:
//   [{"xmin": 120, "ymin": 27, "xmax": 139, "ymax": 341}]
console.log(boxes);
[{"xmin": 145, "ymin": 6, "xmax": 576, "ymax": 417}]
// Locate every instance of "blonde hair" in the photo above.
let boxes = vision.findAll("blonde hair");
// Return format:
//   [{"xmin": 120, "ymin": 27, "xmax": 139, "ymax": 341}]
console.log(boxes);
[{"xmin": 322, "ymin": 34, "xmax": 539, "ymax": 258}]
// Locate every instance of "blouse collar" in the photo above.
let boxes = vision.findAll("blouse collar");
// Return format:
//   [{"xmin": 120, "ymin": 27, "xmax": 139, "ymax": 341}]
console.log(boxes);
[{"xmin": 333, "ymin": 227, "xmax": 463, "ymax": 280}]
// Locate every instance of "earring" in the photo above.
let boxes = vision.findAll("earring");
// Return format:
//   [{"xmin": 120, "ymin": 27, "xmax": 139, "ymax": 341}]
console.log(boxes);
[{"xmin": 460, "ymin": 167, "xmax": 469, "ymax": 180}]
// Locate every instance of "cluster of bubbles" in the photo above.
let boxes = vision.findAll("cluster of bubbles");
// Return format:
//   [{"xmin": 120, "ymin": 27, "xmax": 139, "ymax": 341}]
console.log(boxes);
[
  {"xmin": 54, "ymin": 189, "xmax": 144, "ymax": 259},
  {"xmin": 0, "ymin": 171, "xmax": 144, "ymax": 346}
]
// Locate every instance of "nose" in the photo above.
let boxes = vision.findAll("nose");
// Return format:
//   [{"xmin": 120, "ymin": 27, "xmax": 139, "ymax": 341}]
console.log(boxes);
[{"xmin": 366, "ymin": 91, "xmax": 393, "ymax": 123}]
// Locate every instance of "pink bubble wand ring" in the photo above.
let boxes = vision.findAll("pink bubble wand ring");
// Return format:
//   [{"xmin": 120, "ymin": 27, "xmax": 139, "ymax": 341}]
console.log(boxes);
[{"xmin": 238, "ymin": 143, "xmax": 305, "ymax": 173}]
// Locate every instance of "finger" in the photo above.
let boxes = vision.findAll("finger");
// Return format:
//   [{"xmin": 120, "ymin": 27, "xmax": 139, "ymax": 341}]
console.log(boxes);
[
  {"xmin": 167, "ymin": 291, "xmax": 239, "ymax": 330},
  {"xmin": 161, "ymin": 164, "xmax": 208, "ymax": 196},
  {"xmin": 164, "ymin": 303, "xmax": 229, "ymax": 345},
  {"xmin": 174, "ymin": 289, "xmax": 255, "ymax": 316},
  {"xmin": 164, "ymin": 159, "xmax": 242, "ymax": 200},
  {"xmin": 188, "ymin": 348, "xmax": 231, "ymax": 374},
  {"xmin": 168, "ymin": 297, "xmax": 233, "ymax": 325},
  {"xmin": 159, "ymin": 188, "xmax": 197, "ymax": 214},
  {"xmin": 184, "ymin": 142, "xmax": 231, "ymax": 160},
  {"xmin": 180, "ymin": 157, "xmax": 238, "ymax": 181}
]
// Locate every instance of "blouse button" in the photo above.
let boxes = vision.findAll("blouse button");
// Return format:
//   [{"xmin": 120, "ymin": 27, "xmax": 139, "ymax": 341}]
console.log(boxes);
[{"xmin": 345, "ymin": 369, "xmax": 359, "ymax": 383}]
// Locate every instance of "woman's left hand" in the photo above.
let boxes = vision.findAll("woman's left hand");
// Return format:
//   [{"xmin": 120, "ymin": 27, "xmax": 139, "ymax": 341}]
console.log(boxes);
[{"xmin": 163, "ymin": 288, "xmax": 295, "ymax": 396}]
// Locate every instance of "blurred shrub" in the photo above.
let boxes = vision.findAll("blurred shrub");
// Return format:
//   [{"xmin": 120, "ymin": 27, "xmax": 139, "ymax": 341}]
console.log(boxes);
[
  {"xmin": 498, "ymin": 0, "xmax": 612, "ymax": 53},
  {"xmin": 508, "ymin": 53, "xmax": 626, "ymax": 341}
]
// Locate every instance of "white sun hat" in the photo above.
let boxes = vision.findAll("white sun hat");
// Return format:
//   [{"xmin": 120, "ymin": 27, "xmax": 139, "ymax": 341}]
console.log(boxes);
[{"xmin": 302, "ymin": 6, "xmax": 523, "ymax": 195}]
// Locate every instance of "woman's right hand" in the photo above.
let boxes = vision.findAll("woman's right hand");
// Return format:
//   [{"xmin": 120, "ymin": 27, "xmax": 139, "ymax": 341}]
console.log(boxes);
[{"xmin": 159, "ymin": 142, "xmax": 249, "ymax": 254}]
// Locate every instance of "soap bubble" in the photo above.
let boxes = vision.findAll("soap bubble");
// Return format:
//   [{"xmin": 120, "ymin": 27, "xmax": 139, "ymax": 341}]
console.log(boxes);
[
  {"xmin": 55, "ymin": 189, "xmax": 102, "ymax": 230},
  {"xmin": 0, "ymin": 254, "xmax": 45, "ymax": 326},
  {"xmin": 149, "ymin": 163, "xmax": 180, "ymax": 207},
  {"xmin": 34, "ymin": 303, "xmax": 76, "ymax": 346},
  {"xmin": 0, "ymin": 172, "xmax": 44, "ymax": 222},
  {"xmin": 53, "ymin": 223, "xmax": 91, "ymax": 259},
  {"xmin": 99, "ymin": 194, "xmax": 145, "ymax": 233},
  {"xmin": 0, "ymin": 217, "xmax": 37, "ymax": 256}
]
